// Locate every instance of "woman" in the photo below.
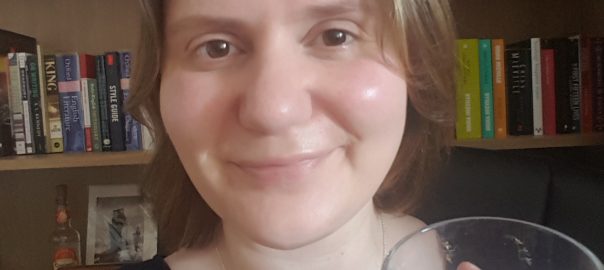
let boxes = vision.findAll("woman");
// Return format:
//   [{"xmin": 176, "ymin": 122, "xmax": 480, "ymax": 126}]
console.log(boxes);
[{"xmin": 124, "ymin": 0, "xmax": 458, "ymax": 268}]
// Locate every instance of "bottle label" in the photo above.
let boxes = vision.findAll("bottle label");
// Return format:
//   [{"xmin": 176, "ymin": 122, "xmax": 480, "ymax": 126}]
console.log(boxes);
[
  {"xmin": 56, "ymin": 208, "xmax": 68, "ymax": 224},
  {"xmin": 52, "ymin": 247, "xmax": 78, "ymax": 270}
]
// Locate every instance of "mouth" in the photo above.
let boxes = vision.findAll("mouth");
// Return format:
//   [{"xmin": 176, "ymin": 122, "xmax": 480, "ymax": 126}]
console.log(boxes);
[{"xmin": 232, "ymin": 148, "xmax": 337, "ymax": 181}]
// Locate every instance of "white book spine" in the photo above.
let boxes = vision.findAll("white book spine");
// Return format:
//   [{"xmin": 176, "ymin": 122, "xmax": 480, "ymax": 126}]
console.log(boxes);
[
  {"xmin": 531, "ymin": 38, "xmax": 544, "ymax": 136},
  {"xmin": 18, "ymin": 53, "xmax": 34, "ymax": 153},
  {"xmin": 7, "ymin": 53, "xmax": 26, "ymax": 155},
  {"xmin": 81, "ymin": 78, "xmax": 92, "ymax": 152}
]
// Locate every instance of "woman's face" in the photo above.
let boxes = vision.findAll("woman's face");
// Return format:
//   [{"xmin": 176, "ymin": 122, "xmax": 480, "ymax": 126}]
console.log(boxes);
[{"xmin": 161, "ymin": 0, "xmax": 408, "ymax": 249}]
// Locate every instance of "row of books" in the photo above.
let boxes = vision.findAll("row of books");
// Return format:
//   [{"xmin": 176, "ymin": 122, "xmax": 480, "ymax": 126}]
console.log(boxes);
[
  {"xmin": 455, "ymin": 36, "xmax": 604, "ymax": 140},
  {"xmin": 0, "ymin": 29, "xmax": 151, "ymax": 157}
]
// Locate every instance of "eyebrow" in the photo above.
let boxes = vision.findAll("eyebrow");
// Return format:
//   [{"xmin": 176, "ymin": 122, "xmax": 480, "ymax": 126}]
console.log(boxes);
[
  {"xmin": 303, "ymin": 0, "xmax": 362, "ymax": 19},
  {"xmin": 165, "ymin": 15, "xmax": 249, "ymax": 36}
]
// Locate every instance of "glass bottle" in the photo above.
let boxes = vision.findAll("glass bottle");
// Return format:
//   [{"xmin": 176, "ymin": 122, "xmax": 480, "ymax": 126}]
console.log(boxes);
[{"xmin": 50, "ymin": 184, "xmax": 81, "ymax": 270}]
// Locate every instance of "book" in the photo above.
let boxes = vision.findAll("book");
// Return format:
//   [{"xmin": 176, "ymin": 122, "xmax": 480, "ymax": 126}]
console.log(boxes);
[
  {"xmin": 506, "ymin": 41, "xmax": 534, "ymax": 136},
  {"xmin": 541, "ymin": 46, "xmax": 556, "ymax": 136},
  {"xmin": 57, "ymin": 53, "xmax": 85, "ymax": 152},
  {"xmin": 119, "ymin": 52, "xmax": 141, "ymax": 151},
  {"xmin": 0, "ymin": 56, "xmax": 14, "ymax": 156},
  {"xmin": 479, "ymin": 39, "xmax": 494, "ymax": 139},
  {"xmin": 37, "ymin": 46, "xmax": 50, "ymax": 153},
  {"xmin": 593, "ymin": 38, "xmax": 604, "ymax": 132},
  {"xmin": 17, "ymin": 53, "xmax": 34, "ymax": 153},
  {"xmin": 568, "ymin": 36, "xmax": 581, "ymax": 133},
  {"xmin": 456, "ymin": 39, "xmax": 482, "ymax": 140},
  {"xmin": 543, "ymin": 38, "xmax": 573, "ymax": 134},
  {"xmin": 530, "ymin": 38, "xmax": 544, "ymax": 136},
  {"xmin": 0, "ymin": 29, "xmax": 37, "ymax": 55},
  {"xmin": 7, "ymin": 53, "xmax": 26, "ymax": 155},
  {"xmin": 96, "ymin": 55, "xmax": 112, "ymax": 151},
  {"xmin": 580, "ymin": 37, "xmax": 593, "ymax": 133},
  {"xmin": 79, "ymin": 54, "xmax": 100, "ymax": 152},
  {"xmin": 42, "ymin": 54, "xmax": 64, "ymax": 153},
  {"xmin": 105, "ymin": 52, "xmax": 126, "ymax": 151},
  {"xmin": 491, "ymin": 39, "xmax": 507, "ymax": 139},
  {"xmin": 27, "ymin": 54, "xmax": 46, "ymax": 153}
]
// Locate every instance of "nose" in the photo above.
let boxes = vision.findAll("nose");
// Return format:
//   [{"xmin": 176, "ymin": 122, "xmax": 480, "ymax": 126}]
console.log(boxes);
[{"xmin": 238, "ymin": 46, "xmax": 313, "ymax": 135}]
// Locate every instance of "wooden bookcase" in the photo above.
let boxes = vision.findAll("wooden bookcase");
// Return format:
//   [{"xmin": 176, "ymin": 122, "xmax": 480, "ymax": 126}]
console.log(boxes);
[{"xmin": 0, "ymin": 0, "xmax": 603, "ymax": 269}]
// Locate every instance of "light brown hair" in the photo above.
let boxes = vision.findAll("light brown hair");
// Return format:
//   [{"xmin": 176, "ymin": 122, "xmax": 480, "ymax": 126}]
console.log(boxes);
[{"xmin": 128, "ymin": 0, "xmax": 457, "ymax": 254}]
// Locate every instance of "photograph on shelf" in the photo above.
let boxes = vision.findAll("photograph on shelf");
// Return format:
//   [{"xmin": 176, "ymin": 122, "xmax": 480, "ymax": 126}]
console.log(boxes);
[{"xmin": 86, "ymin": 184, "xmax": 157, "ymax": 265}]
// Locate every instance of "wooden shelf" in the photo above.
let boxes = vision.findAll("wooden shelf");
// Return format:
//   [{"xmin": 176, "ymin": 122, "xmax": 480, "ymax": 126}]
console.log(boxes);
[
  {"xmin": 0, "ymin": 151, "xmax": 151, "ymax": 171},
  {"xmin": 453, "ymin": 133, "xmax": 604, "ymax": 150}
]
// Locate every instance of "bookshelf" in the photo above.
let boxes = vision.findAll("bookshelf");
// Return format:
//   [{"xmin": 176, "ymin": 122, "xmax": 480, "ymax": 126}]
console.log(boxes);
[
  {"xmin": 0, "ymin": 0, "xmax": 603, "ymax": 270},
  {"xmin": 0, "ymin": 151, "xmax": 151, "ymax": 171},
  {"xmin": 453, "ymin": 133, "xmax": 604, "ymax": 150},
  {"xmin": 450, "ymin": 0, "xmax": 604, "ymax": 150}
]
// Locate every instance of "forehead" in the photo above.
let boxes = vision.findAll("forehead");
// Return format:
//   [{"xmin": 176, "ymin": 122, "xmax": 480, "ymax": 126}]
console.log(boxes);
[{"xmin": 164, "ymin": 0, "xmax": 377, "ymax": 22}]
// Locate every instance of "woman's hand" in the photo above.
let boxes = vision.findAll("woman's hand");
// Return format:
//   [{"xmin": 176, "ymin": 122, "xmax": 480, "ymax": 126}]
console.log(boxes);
[{"xmin": 457, "ymin": 261, "xmax": 481, "ymax": 270}]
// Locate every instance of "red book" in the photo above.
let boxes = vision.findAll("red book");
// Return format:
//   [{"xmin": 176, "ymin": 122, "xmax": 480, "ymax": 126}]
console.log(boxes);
[
  {"xmin": 541, "ymin": 48, "xmax": 556, "ymax": 135},
  {"xmin": 581, "ymin": 37, "xmax": 593, "ymax": 133},
  {"xmin": 79, "ymin": 54, "xmax": 96, "ymax": 152}
]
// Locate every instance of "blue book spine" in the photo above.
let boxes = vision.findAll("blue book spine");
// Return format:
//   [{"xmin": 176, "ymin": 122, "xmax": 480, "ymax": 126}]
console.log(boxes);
[
  {"xmin": 479, "ymin": 39, "xmax": 495, "ymax": 139},
  {"xmin": 119, "ymin": 52, "xmax": 141, "ymax": 151},
  {"xmin": 57, "ymin": 54, "xmax": 85, "ymax": 152}
]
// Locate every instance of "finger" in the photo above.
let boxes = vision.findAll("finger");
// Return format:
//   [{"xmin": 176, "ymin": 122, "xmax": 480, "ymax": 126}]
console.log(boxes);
[{"xmin": 457, "ymin": 261, "xmax": 481, "ymax": 270}]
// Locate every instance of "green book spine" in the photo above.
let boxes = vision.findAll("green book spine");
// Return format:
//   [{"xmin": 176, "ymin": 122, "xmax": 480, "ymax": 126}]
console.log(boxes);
[
  {"xmin": 456, "ymin": 39, "xmax": 482, "ymax": 139},
  {"xmin": 479, "ymin": 39, "xmax": 495, "ymax": 139},
  {"xmin": 88, "ymin": 78, "xmax": 102, "ymax": 151}
]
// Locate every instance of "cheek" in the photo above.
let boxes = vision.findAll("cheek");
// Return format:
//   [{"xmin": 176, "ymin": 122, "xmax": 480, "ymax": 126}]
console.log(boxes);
[
  {"xmin": 159, "ymin": 70, "xmax": 231, "ymax": 153},
  {"xmin": 325, "ymin": 59, "xmax": 408, "ymax": 138}
]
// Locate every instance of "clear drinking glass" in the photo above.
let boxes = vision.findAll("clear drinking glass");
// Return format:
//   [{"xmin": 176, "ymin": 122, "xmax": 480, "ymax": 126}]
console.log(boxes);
[{"xmin": 383, "ymin": 216, "xmax": 604, "ymax": 270}]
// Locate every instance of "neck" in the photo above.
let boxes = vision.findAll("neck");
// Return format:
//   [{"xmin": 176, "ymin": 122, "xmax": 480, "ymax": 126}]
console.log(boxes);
[{"xmin": 217, "ymin": 202, "xmax": 384, "ymax": 270}]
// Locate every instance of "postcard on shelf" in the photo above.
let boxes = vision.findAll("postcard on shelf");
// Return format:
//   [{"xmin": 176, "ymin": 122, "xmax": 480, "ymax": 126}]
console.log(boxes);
[{"xmin": 86, "ymin": 184, "xmax": 157, "ymax": 265}]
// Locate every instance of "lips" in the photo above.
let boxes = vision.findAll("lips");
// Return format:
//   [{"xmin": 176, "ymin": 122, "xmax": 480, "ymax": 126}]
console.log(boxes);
[{"xmin": 232, "ymin": 148, "xmax": 336, "ymax": 181}]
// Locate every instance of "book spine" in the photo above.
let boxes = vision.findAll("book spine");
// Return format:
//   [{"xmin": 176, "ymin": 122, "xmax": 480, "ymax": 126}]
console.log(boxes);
[
  {"xmin": 7, "ymin": 53, "xmax": 26, "ymax": 155},
  {"xmin": 43, "ymin": 55, "xmax": 64, "ymax": 153},
  {"xmin": 79, "ymin": 54, "xmax": 95, "ymax": 152},
  {"xmin": 105, "ymin": 52, "xmax": 126, "ymax": 151},
  {"xmin": 479, "ymin": 39, "xmax": 494, "ymax": 139},
  {"xmin": 119, "ymin": 52, "xmax": 141, "ymax": 151},
  {"xmin": 581, "ymin": 37, "xmax": 593, "ymax": 133},
  {"xmin": 456, "ymin": 39, "xmax": 482, "ymax": 139},
  {"xmin": 18, "ymin": 53, "xmax": 34, "ymax": 153},
  {"xmin": 593, "ymin": 38, "xmax": 604, "ymax": 132},
  {"xmin": 506, "ymin": 47, "xmax": 534, "ymax": 135},
  {"xmin": 0, "ymin": 56, "xmax": 14, "ymax": 156},
  {"xmin": 531, "ymin": 38, "xmax": 544, "ymax": 136},
  {"xmin": 88, "ymin": 76, "xmax": 101, "ymax": 152},
  {"xmin": 568, "ymin": 36, "xmax": 581, "ymax": 133},
  {"xmin": 541, "ymin": 48, "xmax": 557, "ymax": 135},
  {"xmin": 57, "ymin": 54, "xmax": 85, "ymax": 152},
  {"xmin": 37, "ymin": 46, "xmax": 51, "ymax": 153},
  {"xmin": 491, "ymin": 39, "xmax": 507, "ymax": 139},
  {"xmin": 96, "ymin": 55, "xmax": 112, "ymax": 151},
  {"xmin": 27, "ymin": 54, "xmax": 46, "ymax": 153},
  {"xmin": 553, "ymin": 39, "xmax": 573, "ymax": 134}
]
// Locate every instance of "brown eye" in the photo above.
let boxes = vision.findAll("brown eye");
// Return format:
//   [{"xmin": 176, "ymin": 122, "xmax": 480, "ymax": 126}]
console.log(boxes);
[
  {"xmin": 322, "ymin": 29, "xmax": 349, "ymax": 46},
  {"xmin": 204, "ymin": 40, "xmax": 231, "ymax": 58}
]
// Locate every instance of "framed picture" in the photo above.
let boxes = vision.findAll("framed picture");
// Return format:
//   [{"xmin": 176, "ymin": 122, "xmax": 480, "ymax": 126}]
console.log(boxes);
[{"xmin": 86, "ymin": 184, "xmax": 157, "ymax": 265}]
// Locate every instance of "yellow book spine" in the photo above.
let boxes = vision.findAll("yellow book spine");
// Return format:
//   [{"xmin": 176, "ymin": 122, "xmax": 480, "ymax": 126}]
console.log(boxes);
[{"xmin": 456, "ymin": 39, "xmax": 482, "ymax": 139}]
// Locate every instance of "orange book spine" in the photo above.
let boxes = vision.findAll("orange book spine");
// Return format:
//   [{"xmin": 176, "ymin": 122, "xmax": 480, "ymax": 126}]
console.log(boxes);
[{"xmin": 492, "ymin": 39, "xmax": 508, "ymax": 138}]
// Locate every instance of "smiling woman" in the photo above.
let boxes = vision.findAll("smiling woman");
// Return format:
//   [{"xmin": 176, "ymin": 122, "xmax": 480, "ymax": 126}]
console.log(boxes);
[{"xmin": 123, "ymin": 0, "xmax": 456, "ymax": 269}]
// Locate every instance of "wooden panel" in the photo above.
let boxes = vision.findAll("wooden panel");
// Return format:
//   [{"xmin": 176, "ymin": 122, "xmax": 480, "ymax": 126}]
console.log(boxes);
[
  {"xmin": 451, "ymin": 0, "xmax": 581, "ymax": 41},
  {"xmin": 0, "ymin": 151, "xmax": 152, "ymax": 171},
  {"xmin": 581, "ymin": 0, "xmax": 604, "ymax": 36},
  {"xmin": 454, "ymin": 134, "xmax": 604, "ymax": 150},
  {"xmin": 0, "ymin": 0, "xmax": 141, "ymax": 54},
  {"xmin": 0, "ymin": 165, "xmax": 145, "ymax": 270}
]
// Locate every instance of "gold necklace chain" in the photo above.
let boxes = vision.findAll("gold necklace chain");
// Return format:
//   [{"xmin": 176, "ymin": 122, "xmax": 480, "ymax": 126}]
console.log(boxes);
[{"xmin": 216, "ymin": 214, "xmax": 386, "ymax": 270}]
